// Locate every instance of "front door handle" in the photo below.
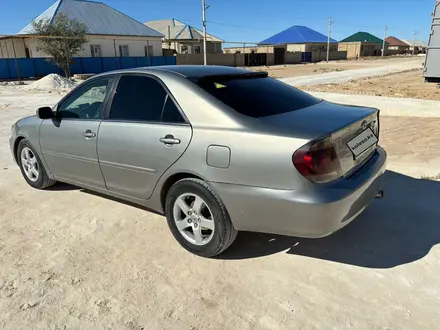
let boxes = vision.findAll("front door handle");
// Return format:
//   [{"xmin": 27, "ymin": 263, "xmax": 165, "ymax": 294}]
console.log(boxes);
[
  {"xmin": 83, "ymin": 130, "xmax": 96, "ymax": 139},
  {"xmin": 160, "ymin": 135, "xmax": 181, "ymax": 145}
]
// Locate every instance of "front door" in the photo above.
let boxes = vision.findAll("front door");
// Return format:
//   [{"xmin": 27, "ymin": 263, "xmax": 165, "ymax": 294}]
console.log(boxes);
[
  {"xmin": 40, "ymin": 77, "xmax": 114, "ymax": 188},
  {"xmin": 97, "ymin": 74, "xmax": 192, "ymax": 200}
]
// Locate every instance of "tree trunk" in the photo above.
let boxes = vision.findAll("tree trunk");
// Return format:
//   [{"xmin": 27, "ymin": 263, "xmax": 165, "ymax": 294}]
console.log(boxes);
[{"xmin": 63, "ymin": 61, "xmax": 71, "ymax": 79}]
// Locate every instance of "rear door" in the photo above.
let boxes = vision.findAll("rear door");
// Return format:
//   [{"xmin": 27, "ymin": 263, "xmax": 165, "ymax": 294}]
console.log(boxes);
[{"xmin": 97, "ymin": 74, "xmax": 192, "ymax": 200}]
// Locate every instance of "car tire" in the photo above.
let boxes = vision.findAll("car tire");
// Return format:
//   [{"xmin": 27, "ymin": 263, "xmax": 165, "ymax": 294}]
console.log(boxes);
[
  {"xmin": 165, "ymin": 178, "xmax": 238, "ymax": 257},
  {"xmin": 17, "ymin": 139, "xmax": 56, "ymax": 189}
]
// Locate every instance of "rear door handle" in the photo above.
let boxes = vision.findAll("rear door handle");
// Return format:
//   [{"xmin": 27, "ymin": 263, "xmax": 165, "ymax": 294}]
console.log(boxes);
[
  {"xmin": 160, "ymin": 135, "xmax": 181, "ymax": 145},
  {"xmin": 83, "ymin": 130, "xmax": 96, "ymax": 138}
]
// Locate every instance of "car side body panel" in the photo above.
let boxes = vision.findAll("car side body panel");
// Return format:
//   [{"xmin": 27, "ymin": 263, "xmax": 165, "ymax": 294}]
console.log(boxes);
[{"xmin": 97, "ymin": 121, "xmax": 192, "ymax": 199}]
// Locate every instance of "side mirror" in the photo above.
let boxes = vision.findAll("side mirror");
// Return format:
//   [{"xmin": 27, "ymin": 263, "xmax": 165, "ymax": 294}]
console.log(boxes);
[{"xmin": 37, "ymin": 107, "xmax": 53, "ymax": 119}]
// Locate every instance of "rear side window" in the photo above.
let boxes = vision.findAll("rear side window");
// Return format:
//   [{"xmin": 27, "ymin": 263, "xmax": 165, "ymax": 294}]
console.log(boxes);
[
  {"xmin": 195, "ymin": 77, "xmax": 320, "ymax": 118},
  {"xmin": 109, "ymin": 75, "xmax": 184, "ymax": 123}
]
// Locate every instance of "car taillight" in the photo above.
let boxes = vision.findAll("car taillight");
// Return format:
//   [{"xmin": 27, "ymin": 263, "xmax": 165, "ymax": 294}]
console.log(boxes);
[{"xmin": 292, "ymin": 136, "xmax": 343, "ymax": 183}]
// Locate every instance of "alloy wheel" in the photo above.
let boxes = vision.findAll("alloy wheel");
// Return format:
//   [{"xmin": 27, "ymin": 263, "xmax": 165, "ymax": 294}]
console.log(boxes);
[
  {"xmin": 21, "ymin": 147, "xmax": 39, "ymax": 182},
  {"xmin": 173, "ymin": 193, "xmax": 215, "ymax": 246}
]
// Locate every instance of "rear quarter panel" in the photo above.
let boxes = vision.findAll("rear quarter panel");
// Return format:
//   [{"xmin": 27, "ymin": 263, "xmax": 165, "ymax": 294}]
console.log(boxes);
[{"xmin": 160, "ymin": 127, "xmax": 308, "ymax": 190}]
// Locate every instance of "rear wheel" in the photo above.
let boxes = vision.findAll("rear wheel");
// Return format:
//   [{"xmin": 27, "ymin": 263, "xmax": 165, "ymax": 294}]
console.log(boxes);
[
  {"xmin": 165, "ymin": 178, "xmax": 237, "ymax": 257},
  {"xmin": 17, "ymin": 139, "xmax": 56, "ymax": 189}
]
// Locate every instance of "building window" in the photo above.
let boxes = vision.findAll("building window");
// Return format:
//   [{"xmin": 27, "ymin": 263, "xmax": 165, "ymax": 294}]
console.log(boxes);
[
  {"xmin": 90, "ymin": 44, "xmax": 102, "ymax": 57},
  {"xmin": 181, "ymin": 45, "xmax": 190, "ymax": 54},
  {"xmin": 119, "ymin": 45, "xmax": 129, "ymax": 57},
  {"xmin": 194, "ymin": 45, "xmax": 201, "ymax": 54},
  {"xmin": 144, "ymin": 45, "xmax": 154, "ymax": 57}
]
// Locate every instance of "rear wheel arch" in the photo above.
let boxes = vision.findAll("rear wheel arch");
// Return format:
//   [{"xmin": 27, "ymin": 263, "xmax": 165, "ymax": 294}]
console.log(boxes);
[{"xmin": 160, "ymin": 172, "xmax": 205, "ymax": 212}]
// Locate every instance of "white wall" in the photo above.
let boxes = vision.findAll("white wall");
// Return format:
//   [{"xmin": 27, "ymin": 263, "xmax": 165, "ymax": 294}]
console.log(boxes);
[
  {"xmin": 0, "ymin": 38, "xmax": 27, "ymax": 58},
  {"xmin": 1, "ymin": 35, "xmax": 163, "ymax": 58},
  {"xmin": 287, "ymin": 44, "xmax": 306, "ymax": 52}
]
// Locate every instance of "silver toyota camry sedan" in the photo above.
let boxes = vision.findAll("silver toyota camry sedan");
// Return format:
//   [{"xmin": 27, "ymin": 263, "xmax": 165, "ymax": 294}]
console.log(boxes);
[{"xmin": 10, "ymin": 65, "xmax": 386, "ymax": 257}]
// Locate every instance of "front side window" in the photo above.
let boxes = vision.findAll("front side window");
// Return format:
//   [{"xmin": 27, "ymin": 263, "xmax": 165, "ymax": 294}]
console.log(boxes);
[
  {"xmin": 58, "ymin": 78, "xmax": 112, "ymax": 119},
  {"xmin": 109, "ymin": 75, "xmax": 184, "ymax": 123},
  {"xmin": 195, "ymin": 76, "xmax": 321, "ymax": 118}
]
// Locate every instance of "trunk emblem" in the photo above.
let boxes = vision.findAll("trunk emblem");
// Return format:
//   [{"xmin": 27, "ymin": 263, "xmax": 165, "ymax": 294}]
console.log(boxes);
[{"xmin": 361, "ymin": 120, "xmax": 368, "ymax": 130}]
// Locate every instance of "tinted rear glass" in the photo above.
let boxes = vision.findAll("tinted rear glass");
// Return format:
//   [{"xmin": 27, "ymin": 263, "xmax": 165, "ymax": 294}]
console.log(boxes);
[{"xmin": 195, "ymin": 76, "xmax": 320, "ymax": 118}]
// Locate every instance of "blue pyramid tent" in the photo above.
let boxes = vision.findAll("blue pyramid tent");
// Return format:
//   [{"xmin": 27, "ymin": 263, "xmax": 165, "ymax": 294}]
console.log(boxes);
[{"xmin": 259, "ymin": 25, "xmax": 337, "ymax": 45}]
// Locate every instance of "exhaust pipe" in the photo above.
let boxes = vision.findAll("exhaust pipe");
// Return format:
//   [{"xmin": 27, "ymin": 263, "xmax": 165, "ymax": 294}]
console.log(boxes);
[{"xmin": 375, "ymin": 190, "xmax": 384, "ymax": 199}]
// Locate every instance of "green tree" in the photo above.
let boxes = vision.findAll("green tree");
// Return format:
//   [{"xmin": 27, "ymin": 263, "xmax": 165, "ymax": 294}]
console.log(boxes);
[{"xmin": 32, "ymin": 13, "xmax": 87, "ymax": 78}]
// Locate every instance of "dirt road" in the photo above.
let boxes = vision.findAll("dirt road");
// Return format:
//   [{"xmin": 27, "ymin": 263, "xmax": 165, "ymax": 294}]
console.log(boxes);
[
  {"xmin": 303, "ymin": 69, "xmax": 440, "ymax": 101},
  {"xmin": 280, "ymin": 58, "xmax": 424, "ymax": 86},
  {"xmin": 250, "ymin": 56, "xmax": 424, "ymax": 79},
  {"xmin": 1, "ymin": 87, "xmax": 440, "ymax": 329}
]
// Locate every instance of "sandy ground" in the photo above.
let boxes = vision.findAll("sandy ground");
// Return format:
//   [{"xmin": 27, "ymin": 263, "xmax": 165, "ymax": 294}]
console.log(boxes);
[
  {"xmin": 250, "ymin": 56, "xmax": 424, "ymax": 78},
  {"xmin": 303, "ymin": 69, "xmax": 440, "ymax": 101},
  {"xmin": 279, "ymin": 58, "xmax": 424, "ymax": 86},
  {"xmin": 308, "ymin": 92, "xmax": 440, "ymax": 119},
  {"xmin": 1, "ymin": 87, "xmax": 440, "ymax": 329}
]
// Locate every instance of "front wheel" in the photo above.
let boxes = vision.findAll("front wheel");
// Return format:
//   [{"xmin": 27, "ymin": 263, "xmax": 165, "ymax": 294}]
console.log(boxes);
[
  {"xmin": 165, "ymin": 178, "xmax": 237, "ymax": 257},
  {"xmin": 17, "ymin": 139, "xmax": 56, "ymax": 189}
]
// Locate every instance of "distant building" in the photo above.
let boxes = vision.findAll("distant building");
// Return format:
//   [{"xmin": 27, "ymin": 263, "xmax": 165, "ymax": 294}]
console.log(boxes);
[
  {"xmin": 385, "ymin": 36, "xmax": 410, "ymax": 53},
  {"xmin": 258, "ymin": 25, "xmax": 338, "ymax": 64},
  {"xmin": 401, "ymin": 39, "xmax": 428, "ymax": 54},
  {"xmin": 385, "ymin": 37, "xmax": 409, "ymax": 54},
  {"xmin": 338, "ymin": 32, "xmax": 385, "ymax": 58},
  {"xmin": 145, "ymin": 19, "xmax": 223, "ymax": 54},
  {"xmin": 0, "ymin": 0, "xmax": 163, "ymax": 59}
]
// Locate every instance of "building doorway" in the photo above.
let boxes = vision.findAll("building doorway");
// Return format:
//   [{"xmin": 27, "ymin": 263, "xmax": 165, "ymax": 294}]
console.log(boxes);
[{"xmin": 274, "ymin": 47, "xmax": 285, "ymax": 65}]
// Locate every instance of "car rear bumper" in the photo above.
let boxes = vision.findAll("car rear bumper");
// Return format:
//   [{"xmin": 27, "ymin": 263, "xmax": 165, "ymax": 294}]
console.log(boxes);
[{"xmin": 211, "ymin": 147, "xmax": 387, "ymax": 238}]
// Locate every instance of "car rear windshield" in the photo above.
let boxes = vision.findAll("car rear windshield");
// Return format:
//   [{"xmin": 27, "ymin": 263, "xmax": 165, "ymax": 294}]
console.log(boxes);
[{"xmin": 195, "ymin": 76, "xmax": 321, "ymax": 118}]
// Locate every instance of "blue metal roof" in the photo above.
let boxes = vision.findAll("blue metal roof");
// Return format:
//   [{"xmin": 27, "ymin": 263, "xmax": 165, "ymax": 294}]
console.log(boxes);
[
  {"xmin": 18, "ymin": 0, "xmax": 163, "ymax": 37},
  {"xmin": 259, "ymin": 25, "xmax": 338, "ymax": 45}
]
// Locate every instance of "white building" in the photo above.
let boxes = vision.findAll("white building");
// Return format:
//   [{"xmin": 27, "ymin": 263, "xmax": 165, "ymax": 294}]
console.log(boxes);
[
  {"xmin": 0, "ymin": 0, "xmax": 164, "ymax": 59},
  {"xmin": 145, "ymin": 19, "xmax": 223, "ymax": 54}
]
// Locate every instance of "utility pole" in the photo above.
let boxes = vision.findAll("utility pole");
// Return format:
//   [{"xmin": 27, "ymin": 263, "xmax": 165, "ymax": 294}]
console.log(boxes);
[
  {"xmin": 168, "ymin": 25, "xmax": 171, "ymax": 49},
  {"xmin": 202, "ymin": 0, "xmax": 209, "ymax": 65},
  {"xmin": 326, "ymin": 17, "xmax": 334, "ymax": 63},
  {"xmin": 412, "ymin": 30, "xmax": 419, "ymax": 55},
  {"xmin": 382, "ymin": 25, "xmax": 388, "ymax": 57}
]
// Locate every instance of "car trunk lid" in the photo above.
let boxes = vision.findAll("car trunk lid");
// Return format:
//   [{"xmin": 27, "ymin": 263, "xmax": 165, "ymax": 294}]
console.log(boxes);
[{"xmin": 260, "ymin": 101, "xmax": 379, "ymax": 178}]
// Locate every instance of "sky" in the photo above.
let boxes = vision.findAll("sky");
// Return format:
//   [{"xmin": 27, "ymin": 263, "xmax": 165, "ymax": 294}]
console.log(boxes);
[{"xmin": 0, "ymin": 0, "xmax": 435, "ymax": 46}]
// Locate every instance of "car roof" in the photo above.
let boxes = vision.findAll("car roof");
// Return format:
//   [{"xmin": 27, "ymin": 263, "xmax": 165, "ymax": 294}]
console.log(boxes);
[{"xmin": 99, "ymin": 65, "xmax": 265, "ymax": 80}]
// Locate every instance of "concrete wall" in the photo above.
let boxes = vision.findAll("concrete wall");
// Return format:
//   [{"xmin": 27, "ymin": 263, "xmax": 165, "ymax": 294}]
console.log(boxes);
[
  {"xmin": 225, "ymin": 44, "xmax": 338, "ymax": 54},
  {"xmin": 176, "ymin": 53, "xmax": 244, "ymax": 66},
  {"xmin": 286, "ymin": 43, "xmax": 338, "ymax": 52},
  {"xmin": 287, "ymin": 44, "xmax": 306, "ymax": 52},
  {"xmin": 162, "ymin": 40, "xmax": 222, "ymax": 54},
  {"xmin": 285, "ymin": 51, "xmax": 302, "ymax": 64},
  {"xmin": 338, "ymin": 42, "xmax": 362, "ymax": 58},
  {"xmin": 0, "ymin": 35, "xmax": 163, "ymax": 59},
  {"xmin": 0, "ymin": 38, "xmax": 27, "ymax": 58},
  {"xmin": 312, "ymin": 50, "xmax": 347, "ymax": 62},
  {"xmin": 338, "ymin": 42, "xmax": 382, "ymax": 58},
  {"xmin": 223, "ymin": 45, "xmax": 273, "ymax": 54}
]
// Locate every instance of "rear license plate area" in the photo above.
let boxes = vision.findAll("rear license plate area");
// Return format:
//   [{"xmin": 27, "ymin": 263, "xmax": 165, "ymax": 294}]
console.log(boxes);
[{"xmin": 346, "ymin": 128, "xmax": 378, "ymax": 158}]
